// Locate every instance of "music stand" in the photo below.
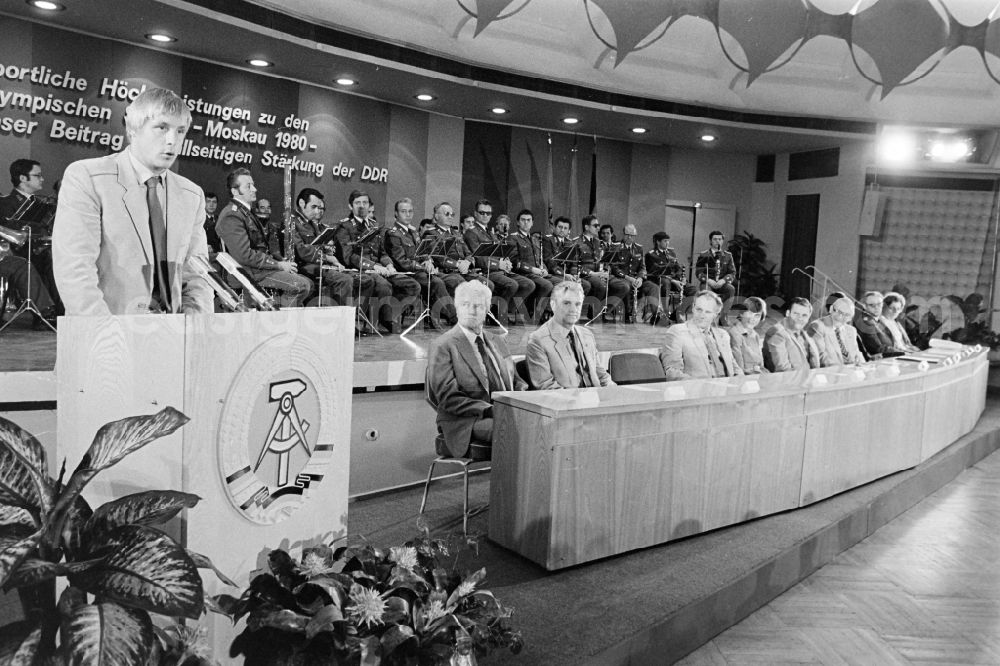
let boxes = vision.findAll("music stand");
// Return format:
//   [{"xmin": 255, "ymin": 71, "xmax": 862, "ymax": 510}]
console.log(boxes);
[
  {"xmin": 470, "ymin": 241, "xmax": 515, "ymax": 332},
  {"xmin": 585, "ymin": 247, "xmax": 625, "ymax": 326},
  {"xmin": 0, "ymin": 227, "xmax": 54, "ymax": 333},
  {"xmin": 353, "ymin": 225, "xmax": 383, "ymax": 337},
  {"xmin": 400, "ymin": 235, "xmax": 446, "ymax": 338},
  {"xmin": 309, "ymin": 226, "xmax": 338, "ymax": 308}
]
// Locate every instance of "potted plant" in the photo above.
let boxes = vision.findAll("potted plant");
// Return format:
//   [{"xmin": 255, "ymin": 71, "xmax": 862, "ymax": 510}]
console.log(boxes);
[
  {"xmin": 0, "ymin": 407, "xmax": 233, "ymax": 664},
  {"xmin": 222, "ymin": 531, "xmax": 522, "ymax": 665},
  {"xmin": 728, "ymin": 231, "xmax": 778, "ymax": 298}
]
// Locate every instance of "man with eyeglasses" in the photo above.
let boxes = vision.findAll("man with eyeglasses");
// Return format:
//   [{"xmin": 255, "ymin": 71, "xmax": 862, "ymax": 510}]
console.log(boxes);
[
  {"xmin": 854, "ymin": 290, "xmax": 904, "ymax": 359},
  {"xmin": 463, "ymin": 199, "xmax": 530, "ymax": 325},
  {"xmin": 805, "ymin": 296, "xmax": 866, "ymax": 366},
  {"xmin": 574, "ymin": 214, "xmax": 629, "ymax": 321},
  {"xmin": 425, "ymin": 202, "xmax": 484, "ymax": 298}
]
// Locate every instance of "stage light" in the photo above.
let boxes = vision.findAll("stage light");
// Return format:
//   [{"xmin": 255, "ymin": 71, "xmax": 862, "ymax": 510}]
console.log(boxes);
[
  {"xmin": 878, "ymin": 130, "xmax": 918, "ymax": 164},
  {"xmin": 28, "ymin": 0, "xmax": 64, "ymax": 9},
  {"xmin": 563, "ymin": 117, "xmax": 580, "ymax": 125},
  {"xmin": 146, "ymin": 34, "xmax": 176, "ymax": 43},
  {"xmin": 491, "ymin": 107, "xmax": 508, "ymax": 115},
  {"xmin": 247, "ymin": 59, "xmax": 272, "ymax": 68},
  {"xmin": 336, "ymin": 77, "xmax": 356, "ymax": 86},
  {"xmin": 928, "ymin": 137, "xmax": 973, "ymax": 162},
  {"xmin": 700, "ymin": 134, "xmax": 716, "ymax": 143},
  {"xmin": 631, "ymin": 127, "xmax": 647, "ymax": 134},
  {"xmin": 415, "ymin": 94, "xmax": 435, "ymax": 102}
]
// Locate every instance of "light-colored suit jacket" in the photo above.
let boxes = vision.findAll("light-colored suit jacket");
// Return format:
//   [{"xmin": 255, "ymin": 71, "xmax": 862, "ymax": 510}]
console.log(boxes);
[
  {"xmin": 659, "ymin": 321, "xmax": 743, "ymax": 380},
  {"xmin": 526, "ymin": 319, "xmax": 614, "ymax": 389},
  {"xmin": 53, "ymin": 149, "xmax": 212, "ymax": 316},
  {"xmin": 763, "ymin": 320, "xmax": 819, "ymax": 372},
  {"xmin": 425, "ymin": 325, "xmax": 524, "ymax": 457},
  {"xmin": 806, "ymin": 316, "xmax": 865, "ymax": 366}
]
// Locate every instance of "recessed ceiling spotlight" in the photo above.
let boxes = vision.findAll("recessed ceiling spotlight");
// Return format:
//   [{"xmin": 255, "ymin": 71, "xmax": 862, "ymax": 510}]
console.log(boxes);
[
  {"xmin": 247, "ymin": 59, "xmax": 272, "ymax": 68},
  {"xmin": 491, "ymin": 107, "xmax": 508, "ymax": 115},
  {"xmin": 146, "ymin": 33, "xmax": 176, "ymax": 43},
  {"xmin": 415, "ymin": 94, "xmax": 435, "ymax": 102},
  {"xmin": 336, "ymin": 77, "xmax": 356, "ymax": 86},
  {"xmin": 631, "ymin": 127, "xmax": 647, "ymax": 134},
  {"xmin": 700, "ymin": 134, "xmax": 717, "ymax": 143},
  {"xmin": 28, "ymin": 0, "xmax": 64, "ymax": 10},
  {"xmin": 563, "ymin": 117, "xmax": 580, "ymax": 125}
]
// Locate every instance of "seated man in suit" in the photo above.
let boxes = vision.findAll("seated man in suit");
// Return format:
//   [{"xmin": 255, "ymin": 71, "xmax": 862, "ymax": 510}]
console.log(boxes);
[
  {"xmin": 425, "ymin": 280, "xmax": 525, "ymax": 459},
  {"xmin": 659, "ymin": 290, "xmax": 743, "ymax": 380},
  {"xmin": 805, "ymin": 296, "xmax": 866, "ymax": 366},
  {"xmin": 855, "ymin": 290, "xmax": 904, "ymax": 359},
  {"xmin": 526, "ymin": 280, "xmax": 616, "ymax": 389},
  {"xmin": 764, "ymin": 297, "xmax": 820, "ymax": 372}
]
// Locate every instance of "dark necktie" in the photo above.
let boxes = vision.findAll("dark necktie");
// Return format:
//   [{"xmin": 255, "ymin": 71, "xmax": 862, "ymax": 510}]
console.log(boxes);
[
  {"xmin": 835, "ymin": 326, "xmax": 850, "ymax": 362},
  {"xmin": 145, "ymin": 176, "xmax": 170, "ymax": 312},
  {"xmin": 702, "ymin": 329, "xmax": 728, "ymax": 377},
  {"xmin": 797, "ymin": 332, "xmax": 815, "ymax": 368},
  {"xmin": 476, "ymin": 336, "xmax": 505, "ymax": 394},
  {"xmin": 568, "ymin": 329, "xmax": 591, "ymax": 387}
]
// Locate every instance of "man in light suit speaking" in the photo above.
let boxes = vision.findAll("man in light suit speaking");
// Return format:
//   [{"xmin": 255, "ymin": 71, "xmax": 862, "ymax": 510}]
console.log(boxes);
[
  {"xmin": 527, "ymin": 280, "xmax": 615, "ymax": 389},
  {"xmin": 53, "ymin": 87, "xmax": 212, "ymax": 315}
]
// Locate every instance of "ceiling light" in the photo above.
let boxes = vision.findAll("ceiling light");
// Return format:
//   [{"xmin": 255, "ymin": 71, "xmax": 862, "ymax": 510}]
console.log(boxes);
[
  {"xmin": 563, "ymin": 117, "xmax": 580, "ymax": 125},
  {"xmin": 247, "ymin": 59, "xmax": 272, "ymax": 68},
  {"xmin": 878, "ymin": 130, "xmax": 917, "ymax": 164},
  {"xmin": 631, "ymin": 127, "xmax": 647, "ymax": 134},
  {"xmin": 336, "ymin": 78, "xmax": 356, "ymax": 86},
  {"xmin": 415, "ymin": 94, "xmax": 435, "ymax": 102},
  {"xmin": 928, "ymin": 138, "xmax": 973, "ymax": 162},
  {"xmin": 491, "ymin": 107, "xmax": 508, "ymax": 115},
  {"xmin": 28, "ymin": 0, "xmax": 64, "ymax": 9},
  {"xmin": 146, "ymin": 33, "xmax": 176, "ymax": 43},
  {"xmin": 700, "ymin": 134, "xmax": 716, "ymax": 143}
]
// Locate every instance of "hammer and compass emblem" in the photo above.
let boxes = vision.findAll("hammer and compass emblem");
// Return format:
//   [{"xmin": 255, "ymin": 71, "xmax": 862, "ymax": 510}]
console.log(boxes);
[{"xmin": 254, "ymin": 379, "xmax": 311, "ymax": 487}]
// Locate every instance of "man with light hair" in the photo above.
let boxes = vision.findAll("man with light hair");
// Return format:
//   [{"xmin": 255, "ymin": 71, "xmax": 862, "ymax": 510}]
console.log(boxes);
[
  {"xmin": 527, "ymin": 280, "xmax": 615, "ymax": 388},
  {"xmin": 659, "ymin": 289, "xmax": 742, "ymax": 379},
  {"xmin": 54, "ymin": 87, "xmax": 212, "ymax": 315},
  {"xmin": 426, "ymin": 279, "xmax": 525, "ymax": 459},
  {"xmin": 805, "ymin": 296, "xmax": 866, "ymax": 366}
]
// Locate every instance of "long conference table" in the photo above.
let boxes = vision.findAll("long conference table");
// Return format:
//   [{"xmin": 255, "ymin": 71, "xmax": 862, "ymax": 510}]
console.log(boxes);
[{"xmin": 488, "ymin": 345, "xmax": 988, "ymax": 570}]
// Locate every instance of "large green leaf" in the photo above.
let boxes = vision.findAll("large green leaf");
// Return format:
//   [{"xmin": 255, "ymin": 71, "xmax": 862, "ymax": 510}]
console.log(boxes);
[
  {"xmin": 63, "ymin": 601, "xmax": 154, "ymax": 666},
  {"xmin": 0, "ymin": 416, "xmax": 48, "ymax": 477},
  {"xmin": 0, "ymin": 445, "xmax": 51, "ymax": 518},
  {"xmin": 0, "ymin": 505, "xmax": 37, "ymax": 536},
  {"xmin": 69, "ymin": 525, "xmax": 203, "ymax": 620},
  {"xmin": 186, "ymin": 549, "xmax": 237, "ymax": 588},
  {"xmin": 74, "ymin": 408, "xmax": 188, "ymax": 476},
  {"xmin": 0, "ymin": 621, "xmax": 42, "ymax": 666},
  {"xmin": 88, "ymin": 491, "xmax": 200, "ymax": 534},
  {"xmin": 0, "ymin": 530, "xmax": 43, "ymax": 589},
  {"xmin": 5, "ymin": 556, "xmax": 106, "ymax": 589},
  {"xmin": 60, "ymin": 495, "xmax": 93, "ymax": 560}
]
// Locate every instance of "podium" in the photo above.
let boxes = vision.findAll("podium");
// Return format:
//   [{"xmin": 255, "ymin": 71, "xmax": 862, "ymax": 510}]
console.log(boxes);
[{"xmin": 56, "ymin": 308, "xmax": 354, "ymax": 654}]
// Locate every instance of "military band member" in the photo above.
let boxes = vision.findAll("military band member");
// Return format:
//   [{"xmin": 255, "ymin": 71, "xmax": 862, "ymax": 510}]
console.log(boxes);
[
  {"xmin": 598, "ymin": 224, "xmax": 616, "ymax": 250},
  {"xmin": 494, "ymin": 214, "xmax": 511, "ymax": 241},
  {"xmin": 216, "ymin": 168, "xmax": 313, "ymax": 307},
  {"xmin": 542, "ymin": 216, "xmax": 591, "ymax": 296},
  {"xmin": 575, "ymin": 214, "xmax": 629, "ymax": 320},
  {"xmin": 644, "ymin": 231, "xmax": 688, "ymax": 321},
  {"xmin": 509, "ymin": 208, "xmax": 555, "ymax": 321},
  {"xmin": 289, "ymin": 188, "xmax": 373, "ymax": 309},
  {"xmin": 334, "ymin": 189, "xmax": 419, "ymax": 333},
  {"xmin": 384, "ymin": 198, "xmax": 453, "ymax": 328},
  {"xmin": 463, "ymin": 199, "xmax": 527, "ymax": 323},
  {"xmin": 201, "ymin": 192, "xmax": 223, "ymax": 255},
  {"xmin": 426, "ymin": 202, "xmax": 485, "ymax": 297},
  {"xmin": 615, "ymin": 224, "xmax": 659, "ymax": 323},
  {"xmin": 695, "ymin": 230, "xmax": 736, "ymax": 322}
]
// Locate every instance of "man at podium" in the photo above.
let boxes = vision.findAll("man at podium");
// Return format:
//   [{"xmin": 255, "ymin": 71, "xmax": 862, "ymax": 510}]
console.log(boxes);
[{"xmin": 53, "ymin": 87, "xmax": 213, "ymax": 315}]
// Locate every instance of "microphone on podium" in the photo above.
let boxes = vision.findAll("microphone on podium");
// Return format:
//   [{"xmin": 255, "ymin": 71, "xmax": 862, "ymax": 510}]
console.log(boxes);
[
  {"xmin": 187, "ymin": 255, "xmax": 248, "ymax": 312},
  {"xmin": 215, "ymin": 252, "xmax": 278, "ymax": 311}
]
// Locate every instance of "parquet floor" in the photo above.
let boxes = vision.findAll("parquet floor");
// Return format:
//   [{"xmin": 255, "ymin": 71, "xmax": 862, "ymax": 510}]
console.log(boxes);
[{"xmin": 678, "ymin": 449, "xmax": 1000, "ymax": 665}]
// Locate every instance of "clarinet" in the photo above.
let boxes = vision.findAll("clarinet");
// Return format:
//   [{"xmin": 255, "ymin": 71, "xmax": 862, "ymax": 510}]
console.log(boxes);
[{"xmin": 282, "ymin": 164, "xmax": 294, "ymax": 262}]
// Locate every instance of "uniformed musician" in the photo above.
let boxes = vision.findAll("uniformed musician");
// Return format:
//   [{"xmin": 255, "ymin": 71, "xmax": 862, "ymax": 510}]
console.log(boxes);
[
  {"xmin": 384, "ymin": 198, "xmax": 452, "ymax": 328},
  {"xmin": 542, "ymin": 216, "xmax": 591, "ymax": 297},
  {"xmin": 645, "ymin": 231, "xmax": 687, "ymax": 322},
  {"xmin": 695, "ymin": 230, "xmax": 736, "ymax": 322},
  {"xmin": 575, "ymin": 214, "xmax": 629, "ymax": 321},
  {"xmin": 509, "ymin": 208, "xmax": 555, "ymax": 322},
  {"xmin": 615, "ymin": 224, "xmax": 659, "ymax": 323}
]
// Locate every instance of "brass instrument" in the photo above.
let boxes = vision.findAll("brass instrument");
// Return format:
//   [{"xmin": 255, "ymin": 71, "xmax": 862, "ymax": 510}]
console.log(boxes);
[
  {"xmin": 281, "ymin": 163, "xmax": 294, "ymax": 261},
  {"xmin": 0, "ymin": 224, "xmax": 27, "ymax": 260}
]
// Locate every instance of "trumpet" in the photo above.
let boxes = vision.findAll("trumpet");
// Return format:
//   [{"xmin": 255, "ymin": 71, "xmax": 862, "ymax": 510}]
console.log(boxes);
[{"xmin": 0, "ymin": 224, "xmax": 27, "ymax": 247}]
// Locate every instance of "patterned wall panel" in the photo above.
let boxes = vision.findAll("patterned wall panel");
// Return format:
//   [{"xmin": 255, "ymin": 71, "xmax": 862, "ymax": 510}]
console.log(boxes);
[{"xmin": 858, "ymin": 186, "xmax": 998, "ymax": 300}]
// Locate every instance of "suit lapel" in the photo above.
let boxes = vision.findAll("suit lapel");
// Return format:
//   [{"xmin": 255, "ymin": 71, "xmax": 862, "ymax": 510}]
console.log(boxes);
[
  {"xmin": 482, "ymin": 334, "xmax": 511, "ymax": 390},
  {"xmin": 116, "ymin": 150, "xmax": 153, "ymax": 265},
  {"xmin": 548, "ymin": 321, "xmax": 575, "ymax": 381}
]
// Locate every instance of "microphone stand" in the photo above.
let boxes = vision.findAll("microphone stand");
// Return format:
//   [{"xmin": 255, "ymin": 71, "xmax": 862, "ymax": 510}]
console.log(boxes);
[
  {"xmin": 401, "ymin": 235, "xmax": 443, "ymax": 338},
  {"xmin": 585, "ymin": 247, "xmax": 622, "ymax": 327},
  {"xmin": 354, "ymin": 225, "xmax": 382, "ymax": 338},
  {"xmin": 0, "ymin": 228, "xmax": 55, "ymax": 333}
]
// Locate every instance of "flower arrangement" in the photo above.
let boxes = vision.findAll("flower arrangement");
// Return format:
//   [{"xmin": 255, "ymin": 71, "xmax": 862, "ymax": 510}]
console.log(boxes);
[{"xmin": 222, "ymin": 531, "xmax": 523, "ymax": 665}]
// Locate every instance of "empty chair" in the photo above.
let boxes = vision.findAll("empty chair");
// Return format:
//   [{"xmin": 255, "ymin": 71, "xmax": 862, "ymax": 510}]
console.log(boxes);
[{"xmin": 608, "ymin": 351, "xmax": 667, "ymax": 385}]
